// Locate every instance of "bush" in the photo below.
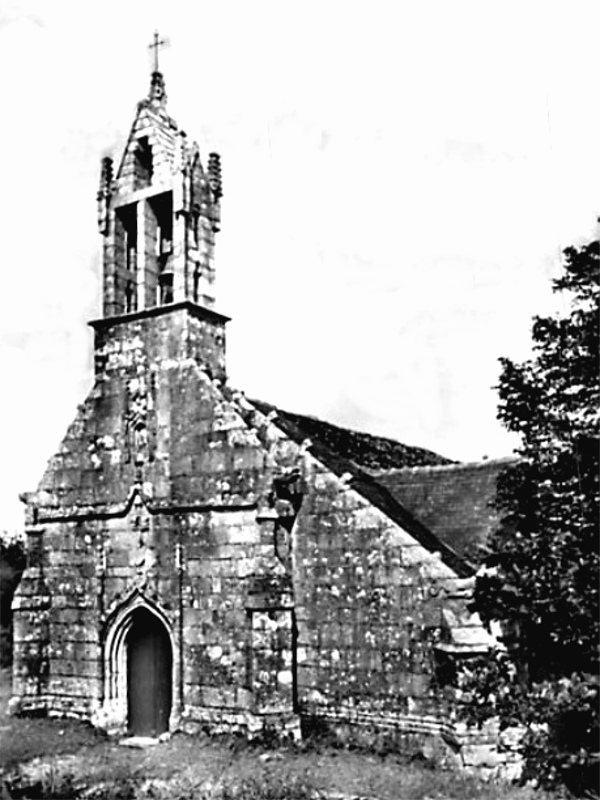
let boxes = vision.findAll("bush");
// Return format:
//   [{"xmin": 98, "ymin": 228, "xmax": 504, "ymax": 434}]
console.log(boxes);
[
  {"xmin": 0, "ymin": 536, "xmax": 26, "ymax": 667},
  {"xmin": 458, "ymin": 652, "xmax": 599, "ymax": 796},
  {"xmin": 519, "ymin": 674, "xmax": 599, "ymax": 797}
]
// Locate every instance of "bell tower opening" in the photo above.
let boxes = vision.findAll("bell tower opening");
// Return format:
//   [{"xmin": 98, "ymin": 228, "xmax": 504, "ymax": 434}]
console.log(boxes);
[
  {"xmin": 133, "ymin": 136, "xmax": 153, "ymax": 189},
  {"xmin": 115, "ymin": 204, "xmax": 138, "ymax": 314},
  {"xmin": 151, "ymin": 192, "xmax": 173, "ymax": 306}
]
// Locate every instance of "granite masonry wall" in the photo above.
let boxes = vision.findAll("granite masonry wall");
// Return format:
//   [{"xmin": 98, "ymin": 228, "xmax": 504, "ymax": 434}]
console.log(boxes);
[{"xmin": 12, "ymin": 305, "xmax": 512, "ymax": 769}]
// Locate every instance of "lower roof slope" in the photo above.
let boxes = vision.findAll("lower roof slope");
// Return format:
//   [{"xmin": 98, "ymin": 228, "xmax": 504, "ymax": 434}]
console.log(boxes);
[
  {"xmin": 373, "ymin": 459, "xmax": 517, "ymax": 562},
  {"xmin": 250, "ymin": 399, "xmax": 516, "ymax": 570}
]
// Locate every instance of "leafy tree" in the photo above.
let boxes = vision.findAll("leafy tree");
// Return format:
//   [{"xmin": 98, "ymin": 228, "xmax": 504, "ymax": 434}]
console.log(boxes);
[
  {"xmin": 461, "ymin": 232, "xmax": 599, "ymax": 795},
  {"xmin": 0, "ymin": 530, "xmax": 26, "ymax": 667}
]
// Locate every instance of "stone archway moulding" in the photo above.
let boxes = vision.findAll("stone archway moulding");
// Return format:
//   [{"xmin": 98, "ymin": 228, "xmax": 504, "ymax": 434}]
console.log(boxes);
[{"xmin": 94, "ymin": 588, "xmax": 177, "ymax": 733}]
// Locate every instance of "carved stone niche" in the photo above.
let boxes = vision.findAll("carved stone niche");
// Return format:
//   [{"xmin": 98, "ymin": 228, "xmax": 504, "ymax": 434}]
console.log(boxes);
[{"xmin": 257, "ymin": 468, "xmax": 305, "ymax": 570}]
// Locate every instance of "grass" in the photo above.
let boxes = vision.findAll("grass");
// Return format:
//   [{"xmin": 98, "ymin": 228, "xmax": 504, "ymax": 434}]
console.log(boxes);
[
  {"xmin": 0, "ymin": 668, "xmax": 106, "ymax": 770},
  {"xmin": 0, "ymin": 669, "xmax": 556, "ymax": 799}
]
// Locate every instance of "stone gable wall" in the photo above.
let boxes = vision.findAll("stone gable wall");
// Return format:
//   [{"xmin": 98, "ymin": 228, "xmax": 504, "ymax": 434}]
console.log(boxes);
[{"xmin": 12, "ymin": 320, "xmax": 497, "ymax": 754}]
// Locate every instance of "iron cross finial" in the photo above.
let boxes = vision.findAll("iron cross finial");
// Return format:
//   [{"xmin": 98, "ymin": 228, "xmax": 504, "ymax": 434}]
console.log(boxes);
[{"xmin": 149, "ymin": 31, "xmax": 168, "ymax": 73}]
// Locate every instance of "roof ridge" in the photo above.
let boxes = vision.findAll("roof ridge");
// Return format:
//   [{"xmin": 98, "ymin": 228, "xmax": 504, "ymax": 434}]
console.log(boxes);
[{"xmin": 372, "ymin": 456, "xmax": 519, "ymax": 475}]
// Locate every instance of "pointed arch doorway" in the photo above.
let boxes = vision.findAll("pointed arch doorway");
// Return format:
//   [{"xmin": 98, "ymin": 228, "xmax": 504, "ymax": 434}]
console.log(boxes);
[{"xmin": 126, "ymin": 608, "xmax": 172, "ymax": 736}]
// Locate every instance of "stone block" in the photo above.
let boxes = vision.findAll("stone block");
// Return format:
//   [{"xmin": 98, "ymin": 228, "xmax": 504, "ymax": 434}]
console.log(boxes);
[
  {"xmin": 187, "ymin": 560, "xmax": 212, "ymax": 579},
  {"xmin": 499, "ymin": 724, "xmax": 525, "ymax": 750},
  {"xmin": 462, "ymin": 744, "xmax": 506, "ymax": 768},
  {"xmin": 201, "ymin": 685, "xmax": 225, "ymax": 707}
]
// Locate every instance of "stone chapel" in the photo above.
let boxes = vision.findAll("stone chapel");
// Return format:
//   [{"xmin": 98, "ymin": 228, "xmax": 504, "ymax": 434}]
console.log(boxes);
[{"xmin": 11, "ymin": 56, "xmax": 514, "ymax": 757}]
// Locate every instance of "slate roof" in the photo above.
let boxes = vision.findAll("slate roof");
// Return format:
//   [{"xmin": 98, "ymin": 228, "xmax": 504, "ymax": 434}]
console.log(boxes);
[
  {"xmin": 250, "ymin": 400, "xmax": 454, "ymax": 471},
  {"xmin": 249, "ymin": 400, "xmax": 516, "ymax": 575},
  {"xmin": 372, "ymin": 459, "xmax": 517, "ymax": 563}
]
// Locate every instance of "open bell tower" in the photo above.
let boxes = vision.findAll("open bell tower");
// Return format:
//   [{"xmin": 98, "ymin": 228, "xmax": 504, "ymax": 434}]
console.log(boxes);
[{"xmin": 96, "ymin": 33, "xmax": 223, "ymax": 317}]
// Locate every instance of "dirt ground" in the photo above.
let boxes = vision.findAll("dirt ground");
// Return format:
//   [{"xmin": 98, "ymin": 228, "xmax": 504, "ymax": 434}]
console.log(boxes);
[{"xmin": 0, "ymin": 670, "xmax": 549, "ymax": 799}]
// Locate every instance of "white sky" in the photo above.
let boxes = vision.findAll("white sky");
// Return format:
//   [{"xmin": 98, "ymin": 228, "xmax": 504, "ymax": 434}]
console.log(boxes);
[{"xmin": 0, "ymin": 0, "xmax": 598, "ymax": 533}]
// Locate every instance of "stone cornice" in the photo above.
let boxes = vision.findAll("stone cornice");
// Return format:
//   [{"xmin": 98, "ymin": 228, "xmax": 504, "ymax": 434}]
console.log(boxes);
[
  {"xmin": 89, "ymin": 300, "xmax": 230, "ymax": 331},
  {"xmin": 34, "ymin": 485, "xmax": 256, "ymax": 524}
]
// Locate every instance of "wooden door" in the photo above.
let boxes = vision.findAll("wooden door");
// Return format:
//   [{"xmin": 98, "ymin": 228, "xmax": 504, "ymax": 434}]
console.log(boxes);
[{"xmin": 126, "ymin": 609, "xmax": 172, "ymax": 736}]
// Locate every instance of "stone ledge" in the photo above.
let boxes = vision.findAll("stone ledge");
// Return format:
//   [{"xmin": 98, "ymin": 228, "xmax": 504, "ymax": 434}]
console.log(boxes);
[{"xmin": 89, "ymin": 300, "xmax": 230, "ymax": 331}]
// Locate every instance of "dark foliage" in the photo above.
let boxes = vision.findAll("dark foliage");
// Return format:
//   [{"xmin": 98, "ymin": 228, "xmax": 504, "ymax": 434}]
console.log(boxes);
[
  {"xmin": 462, "ymin": 234, "xmax": 600, "ymax": 795},
  {"xmin": 0, "ymin": 537, "xmax": 26, "ymax": 667}
]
